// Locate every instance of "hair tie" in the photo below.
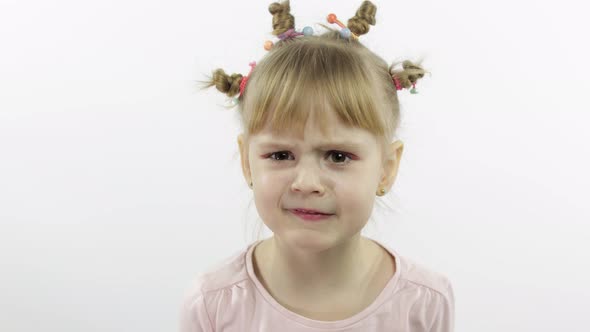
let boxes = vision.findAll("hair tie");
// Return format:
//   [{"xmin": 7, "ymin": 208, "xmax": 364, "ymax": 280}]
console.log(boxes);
[
  {"xmin": 392, "ymin": 75, "xmax": 419, "ymax": 94},
  {"xmin": 278, "ymin": 28, "xmax": 303, "ymax": 40},
  {"xmin": 392, "ymin": 76, "xmax": 402, "ymax": 91},
  {"xmin": 239, "ymin": 61, "xmax": 257, "ymax": 97},
  {"xmin": 264, "ymin": 26, "xmax": 314, "ymax": 51},
  {"xmin": 262, "ymin": 10, "xmax": 361, "ymax": 51},
  {"xmin": 327, "ymin": 13, "xmax": 358, "ymax": 40}
]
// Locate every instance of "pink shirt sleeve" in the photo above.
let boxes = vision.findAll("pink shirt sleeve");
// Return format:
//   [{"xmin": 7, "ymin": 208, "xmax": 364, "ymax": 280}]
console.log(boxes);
[
  {"xmin": 179, "ymin": 280, "xmax": 213, "ymax": 332},
  {"xmin": 427, "ymin": 280, "xmax": 455, "ymax": 332}
]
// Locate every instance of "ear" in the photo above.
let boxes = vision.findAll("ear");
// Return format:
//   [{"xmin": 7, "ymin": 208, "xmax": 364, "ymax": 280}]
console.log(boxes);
[
  {"xmin": 378, "ymin": 140, "xmax": 404, "ymax": 191},
  {"xmin": 237, "ymin": 134, "xmax": 252, "ymax": 186}
]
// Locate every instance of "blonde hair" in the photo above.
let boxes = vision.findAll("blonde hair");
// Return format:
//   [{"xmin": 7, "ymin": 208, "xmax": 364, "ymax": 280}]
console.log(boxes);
[{"xmin": 203, "ymin": 0, "xmax": 428, "ymax": 154}]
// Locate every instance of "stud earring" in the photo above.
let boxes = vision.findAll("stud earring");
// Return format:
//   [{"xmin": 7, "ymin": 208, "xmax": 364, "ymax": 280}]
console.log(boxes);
[{"xmin": 378, "ymin": 188, "xmax": 386, "ymax": 196}]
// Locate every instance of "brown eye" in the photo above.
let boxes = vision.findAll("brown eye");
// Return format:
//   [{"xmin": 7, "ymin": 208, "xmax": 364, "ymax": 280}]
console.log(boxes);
[
  {"xmin": 269, "ymin": 151, "xmax": 293, "ymax": 161},
  {"xmin": 328, "ymin": 151, "xmax": 352, "ymax": 164}
]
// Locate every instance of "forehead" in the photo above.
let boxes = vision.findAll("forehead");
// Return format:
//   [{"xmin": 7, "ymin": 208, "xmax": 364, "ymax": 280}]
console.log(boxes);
[{"xmin": 251, "ymin": 109, "xmax": 377, "ymax": 149}]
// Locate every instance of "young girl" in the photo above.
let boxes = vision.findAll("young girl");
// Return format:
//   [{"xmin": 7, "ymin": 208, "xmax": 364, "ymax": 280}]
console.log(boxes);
[{"xmin": 181, "ymin": 1, "xmax": 454, "ymax": 331}]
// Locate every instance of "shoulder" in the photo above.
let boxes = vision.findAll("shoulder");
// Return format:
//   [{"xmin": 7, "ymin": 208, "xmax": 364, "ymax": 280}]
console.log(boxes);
[
  {"xmin": 375, "ymin": 239, "xmax": 453, "ymax": 303},
  {"xmin": 395, "ymin": 254, "xmax": 455, "ymax": 331},
  {"xmin": 183, "ymin": 244, "xmax": 253, "ymax": 300},
  {"xmin": 398, "ymin": 255, "xmax": 454, "ymax": 302},
  {"xmin": 180, "ymin": 244, "xmax": 254, "ymax": 332}
]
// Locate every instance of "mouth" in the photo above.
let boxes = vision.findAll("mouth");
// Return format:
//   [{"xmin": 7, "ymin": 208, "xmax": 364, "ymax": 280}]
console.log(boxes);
[
  {"xmin": 291, "ymin": 208, "xmax": 332, "ymax": 215},
  {"xmin": 289, "ymin": 209, "xmax": 334, "ymax": 222}
]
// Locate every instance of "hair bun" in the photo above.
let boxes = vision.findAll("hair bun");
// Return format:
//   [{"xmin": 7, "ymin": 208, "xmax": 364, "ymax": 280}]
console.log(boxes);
[
  {"xmin": 269, "ymin": 1, "xmax": 295, "ymax": 36},
  {"xmin": 347, "ymin": 1, "xmax": 377, "ymax": 36},
  {"xmin": 210, "ymin": 69, "xmax": 243, "ymax": 98}
]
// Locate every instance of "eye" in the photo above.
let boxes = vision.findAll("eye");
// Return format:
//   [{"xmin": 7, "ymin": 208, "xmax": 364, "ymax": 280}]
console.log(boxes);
[
  {"xmin": 327, "ymin": 150, "xmax": 353, "ymax": 165},
  {"xmin": 266, "ymin": 150, "xmax": 353, "ymax": 165},
  {"xmin": 268, "ymin": 151, "xmax": 294, "ymax": 162}
]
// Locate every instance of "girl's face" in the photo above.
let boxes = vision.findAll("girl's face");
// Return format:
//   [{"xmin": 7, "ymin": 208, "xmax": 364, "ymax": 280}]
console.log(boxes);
[{"xmin": 238, "ymin": 108, "xmax": 402, "ymax": 251}]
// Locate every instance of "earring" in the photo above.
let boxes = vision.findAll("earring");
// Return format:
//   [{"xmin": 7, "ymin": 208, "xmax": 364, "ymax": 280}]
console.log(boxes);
[
  {"xmin": 249, "ymin": 182, "xmax": 253, "ymax": 188},
  {"xmin": 377, "ymin": 188, "xmax": 386, "ymax": 196}
]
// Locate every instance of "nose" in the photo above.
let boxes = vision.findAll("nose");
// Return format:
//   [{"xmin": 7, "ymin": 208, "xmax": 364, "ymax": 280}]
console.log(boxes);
[{"xmin": 290, "ymin": 159, "xmax": 325, "ymax": 195}]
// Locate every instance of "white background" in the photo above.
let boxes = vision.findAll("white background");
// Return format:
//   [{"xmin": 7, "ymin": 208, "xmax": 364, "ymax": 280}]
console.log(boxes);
[{"xmin": 1, "ymin": 0, "xmax": 589, "ymax": 331}]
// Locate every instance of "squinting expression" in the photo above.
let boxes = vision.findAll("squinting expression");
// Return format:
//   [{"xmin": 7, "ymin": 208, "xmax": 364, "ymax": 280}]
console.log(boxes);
[{"xmin": 244, "ymin": 109, "xmax": 387, "ymax": 250}]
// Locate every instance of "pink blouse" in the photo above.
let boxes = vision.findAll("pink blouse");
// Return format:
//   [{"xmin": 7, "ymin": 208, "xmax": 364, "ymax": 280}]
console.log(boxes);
[{"xmin": 180, "ymin": 239, "xmax": 454, "ymax": 331}]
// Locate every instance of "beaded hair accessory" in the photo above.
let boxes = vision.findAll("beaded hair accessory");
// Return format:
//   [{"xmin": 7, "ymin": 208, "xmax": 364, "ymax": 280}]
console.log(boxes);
[{"xmin": 224, "ymin": 1, "xmax": 424, "ymax": 105}]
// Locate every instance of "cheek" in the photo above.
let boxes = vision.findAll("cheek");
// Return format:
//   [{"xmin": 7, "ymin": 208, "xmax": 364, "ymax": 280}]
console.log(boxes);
[
  {"xmin": 252, "ymin": 168, "xmax": 290, "ymax": 208},
  {"xmin": 337, "ymin": 184, "xmax": 375, "ymax": 210},
  {"xmin": 251, "ymin": 171, "xmax": 291, "ymax": 232},
  {"xmin": 334, "ymin": 165, "xmax": 380, "ymax": 193},
  {"xmin": 254, "ymin": 167, "xmax": 290, "ymax": 191},
  {"xmin": 333, "ymin": 166, "xmax": 380, "ymax": 209}
]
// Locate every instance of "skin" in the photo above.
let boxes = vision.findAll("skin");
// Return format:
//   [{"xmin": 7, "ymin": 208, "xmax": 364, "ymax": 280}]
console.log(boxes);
[{"xmin": 237, "ymin": 106, "xmax": 404, "ymax": 318}]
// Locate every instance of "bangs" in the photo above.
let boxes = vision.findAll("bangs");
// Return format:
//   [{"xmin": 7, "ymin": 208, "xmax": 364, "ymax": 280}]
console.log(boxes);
[{"xmin": 241, "ymin": 36, "xmax": 387, "ymax": 138}]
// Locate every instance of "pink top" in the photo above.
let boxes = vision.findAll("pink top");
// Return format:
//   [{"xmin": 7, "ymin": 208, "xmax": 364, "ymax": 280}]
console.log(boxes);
[{"xmin": 180, "ymin": 239, "xmax": 454, "ymax": 331}]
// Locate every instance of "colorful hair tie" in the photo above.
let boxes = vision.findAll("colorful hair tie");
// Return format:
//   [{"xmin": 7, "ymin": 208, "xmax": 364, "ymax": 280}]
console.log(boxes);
[
  {"xmin": 392, "ymin": 76, "xmax": 402, "ymax": 91},
  {"xmin": 392, "ymin": 75, "xmax": 419, "ymax": 94},
  {"xmin": 327, "ymin": 13, "xmax": 358, "ymax": 40},
  {"xmin": 264, "ymin": 26, "xmax": 314, "ymax": 51},
  {"xmin": 278, "ymin": 28, "xmax": 303, "ymax": 40},
  {"xmin": 239, "ymin": 61, "xmax": 256, "ymax": 97},
  {"xmin": 262, "ymin": 11, "xmax": 359, "ymax": 51}
]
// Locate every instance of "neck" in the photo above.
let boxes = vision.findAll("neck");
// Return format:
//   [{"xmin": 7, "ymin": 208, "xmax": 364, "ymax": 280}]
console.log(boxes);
[{"xmin": 254, "ymin": 234, "xmax": 383, "ymax": 298}]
